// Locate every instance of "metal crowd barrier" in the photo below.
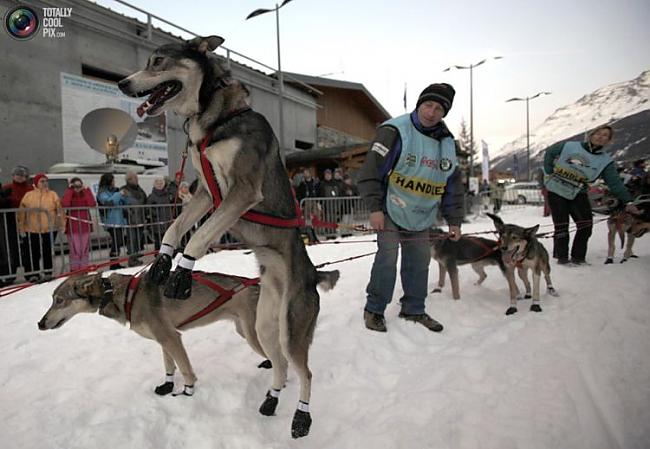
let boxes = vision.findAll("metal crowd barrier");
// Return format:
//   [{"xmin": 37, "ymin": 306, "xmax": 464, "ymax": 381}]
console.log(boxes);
[
  {"xmin": 299, "ymin": 193, "xmax": 543, "ymax": 241},
  {"xmin": 0, "ymin": 204, "xmax": 181, "ymax": 285},
  {"xmin": 300, "ymin": 196, "xmax": 371, "ymax": 240},
  {"xmin": 1, "ymin": 193, "xmax": 545, "ymax": 285}
]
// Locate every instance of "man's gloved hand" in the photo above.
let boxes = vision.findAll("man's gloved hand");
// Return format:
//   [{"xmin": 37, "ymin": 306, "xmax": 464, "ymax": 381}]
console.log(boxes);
[
  {"xmin": 369, "ymin": 211, "xmax": 385, "ymax": 231},
  {"xmin": 448, "ymin": 225, "xmax": 462, "ymax": 241}
]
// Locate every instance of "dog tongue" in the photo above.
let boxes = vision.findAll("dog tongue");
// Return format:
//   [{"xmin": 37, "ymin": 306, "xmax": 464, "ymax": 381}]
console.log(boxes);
[{"xmin": 136, "ymin": 84, "xmax": 168, "ymax": 117}]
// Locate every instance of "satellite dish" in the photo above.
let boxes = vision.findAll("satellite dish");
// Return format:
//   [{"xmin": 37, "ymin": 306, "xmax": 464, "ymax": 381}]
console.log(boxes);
[{"xmin": 81, "ymin": 108, "xmax": 137, "ymax": 162}]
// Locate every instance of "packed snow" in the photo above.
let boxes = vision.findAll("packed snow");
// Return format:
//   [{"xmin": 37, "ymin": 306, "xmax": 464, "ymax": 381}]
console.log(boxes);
[{"xmin": 1, "ymin": 207, "xmax": 649, "ymax": 449}]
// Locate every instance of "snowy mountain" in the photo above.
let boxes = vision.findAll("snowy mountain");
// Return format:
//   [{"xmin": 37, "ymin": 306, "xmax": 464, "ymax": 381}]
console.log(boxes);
[{"xmin": 493, "ymin": 70, "xmax": 650, "ymax": 174}]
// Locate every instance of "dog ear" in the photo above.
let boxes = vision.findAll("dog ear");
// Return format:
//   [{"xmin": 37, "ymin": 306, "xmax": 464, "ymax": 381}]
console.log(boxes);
[
  {"xmin": 486, "ymin": 213, "xmax": 504, "ymax": 232},
  {"xmin": 189, "ymin": 36, "xmax": 225, "ymax": 54},
  {"xmin": 525, "ymin": 224, "xmax": 540, "ymax": 238},
  {"xmin": 74, "ymin": 273, "xmax": 102, "ymax": 297}
]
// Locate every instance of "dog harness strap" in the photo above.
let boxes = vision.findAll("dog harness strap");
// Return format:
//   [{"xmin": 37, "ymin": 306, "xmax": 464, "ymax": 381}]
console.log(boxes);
[
  {"xmin": 124, "ymin": 274, "xmax": 142, "ymax": 323},
  {"xmin": 514, "ymin": 245, "xmax": 528, "ymax": 268},
  {"xmin": 198, "ymin": 127, "xmax": 305, "ymax": 229},
  {"xmin": 176, "ymin": 272, "xmax": 259, "ymax": 328},
  {"xmin": 470, "ymin": 237, "xmax": 500, "ymax": 257}
]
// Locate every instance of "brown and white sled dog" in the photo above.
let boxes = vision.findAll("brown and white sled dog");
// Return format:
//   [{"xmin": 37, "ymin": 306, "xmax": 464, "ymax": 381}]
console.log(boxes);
[
  {"xmin": 38, "ymin": 272, "xmax": 268, "ymax": 397},
  {"xmin": 486, "ymin": 213, "xmax": 559, "ymax": 315},
  {"xmin": 605, "ymin": 197, "xmax": 650, "ymax": 263},
  {"xmin": 117, "ymin": 36, "xmax": 339, "ymax": 438}
]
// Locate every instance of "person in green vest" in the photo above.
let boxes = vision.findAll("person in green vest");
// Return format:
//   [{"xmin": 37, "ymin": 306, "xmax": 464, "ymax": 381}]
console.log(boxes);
[
  {"xmin": 358, "ymin": 83, "xmax": 463, "ymax": 333},
  {"xmin": 544, "ymin": 125, "xmax": 640, "ymax": 265}
]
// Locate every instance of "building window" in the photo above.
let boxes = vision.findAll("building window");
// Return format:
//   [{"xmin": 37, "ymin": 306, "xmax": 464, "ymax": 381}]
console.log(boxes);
[
  {"xmin": 81, "ymin": 64, "xmax": 126, "ymax": 83},
  {"xmin": 295, "ymin": 140, "xmax": 314, "ymax": 150}
]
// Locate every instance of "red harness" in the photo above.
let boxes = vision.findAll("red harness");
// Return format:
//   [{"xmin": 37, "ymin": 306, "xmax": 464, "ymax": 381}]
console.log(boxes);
[
  {"xmin": 198, "ymin": 112, "xmax": 304, "ymax": 228},
  {"xmin": 122, "ymin": 271, "xmax": 260, "ymax": 327},
  {"xmin": 124, "ymin": 274, "xmax": 141, "ymax": 323},
  {"xmin": 177, "ymin": 272, "xmax": 260, "ymax": 328}
]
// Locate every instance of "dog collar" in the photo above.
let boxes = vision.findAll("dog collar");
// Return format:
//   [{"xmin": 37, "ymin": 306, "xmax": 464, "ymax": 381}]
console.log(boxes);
[{"xmin": 99, "ymin": 277, "xmax": 114, "ymax": 311}]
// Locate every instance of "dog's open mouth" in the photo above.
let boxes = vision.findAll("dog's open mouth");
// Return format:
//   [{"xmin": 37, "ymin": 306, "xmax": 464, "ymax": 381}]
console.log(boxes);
[
  {"xmin": 52, "ymin": 318, "xmax": 66, "ymax": 329},
  {"xmin": 136, "ymin": 80, "xmax": 182, "ymax": 117},
  {"xmin": 502, "ymin": 247, "xmax": 520, "ymax": 266}
]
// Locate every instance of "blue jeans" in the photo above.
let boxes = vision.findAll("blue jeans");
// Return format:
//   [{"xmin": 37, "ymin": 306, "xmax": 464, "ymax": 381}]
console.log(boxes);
[{"xmin": 365, "ymin": 215, "xmax": 431, "ymax": 315}]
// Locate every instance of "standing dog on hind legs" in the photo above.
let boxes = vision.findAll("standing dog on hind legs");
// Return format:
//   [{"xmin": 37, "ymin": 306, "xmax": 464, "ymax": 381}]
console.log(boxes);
[
  {"xmin": 486, "ymin": 213, "xmax": 559, "ymax": 315},
  {"xmin": 118, "ymin": 35, "xmax": 340, "ymax": 438}
]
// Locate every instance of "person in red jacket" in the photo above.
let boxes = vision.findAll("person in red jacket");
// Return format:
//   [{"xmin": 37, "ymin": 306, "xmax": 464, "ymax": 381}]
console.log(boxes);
[{"xmin": 61, "ymin": 177, "xmax": 97, "ymax": 271}]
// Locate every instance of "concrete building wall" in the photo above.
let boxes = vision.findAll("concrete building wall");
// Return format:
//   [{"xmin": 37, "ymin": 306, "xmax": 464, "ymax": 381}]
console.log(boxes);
[{"xmin": 0, "ymin": 0, "xmax": 316, "ymax": 178}]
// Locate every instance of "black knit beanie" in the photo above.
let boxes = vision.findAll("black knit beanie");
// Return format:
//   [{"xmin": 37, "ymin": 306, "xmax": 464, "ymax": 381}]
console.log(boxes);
[{"xmin": 416, "ymin": 83, "xmax": 455, "ymax": 116}]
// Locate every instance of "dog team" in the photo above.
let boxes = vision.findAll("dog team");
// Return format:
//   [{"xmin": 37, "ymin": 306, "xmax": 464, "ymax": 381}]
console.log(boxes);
[{"xmin": 36, "ymin": 36, "xmax": 649, "ymax": 438}]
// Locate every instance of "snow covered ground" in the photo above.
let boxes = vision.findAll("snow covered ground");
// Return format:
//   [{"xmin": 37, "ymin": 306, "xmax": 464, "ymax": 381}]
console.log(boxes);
[{"xmin": 1, "ymin": 207, "xmax": 649, "ymax": 449}]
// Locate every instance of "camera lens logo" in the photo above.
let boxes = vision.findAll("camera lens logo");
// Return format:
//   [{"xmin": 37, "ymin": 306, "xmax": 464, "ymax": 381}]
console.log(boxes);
[{"xmin": 4, "ymin": 6, "xmax": 40, "ymax": 40}]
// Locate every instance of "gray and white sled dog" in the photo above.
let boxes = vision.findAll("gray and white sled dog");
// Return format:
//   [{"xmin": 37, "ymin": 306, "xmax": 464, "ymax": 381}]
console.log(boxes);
[
  {"xmin": 38, "ymin": 272, "xmax": 268, "ymax": 397},
  {"xmin": 486, "ymin": 213, "xmax": 559, "ymax": 315},
  {"xmin": 118, "ymin": 35, "xmax": 339, "ymax": 438}
]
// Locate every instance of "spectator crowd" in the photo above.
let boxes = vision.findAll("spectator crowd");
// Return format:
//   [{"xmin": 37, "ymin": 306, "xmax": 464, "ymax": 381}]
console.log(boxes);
[
  {"xmin": 3, "ymin": 156, "xmax": 644, "ymax": 287},
  {"xmin": 0, "ymin": 166, "xmax": 194, "ymax": 286}
]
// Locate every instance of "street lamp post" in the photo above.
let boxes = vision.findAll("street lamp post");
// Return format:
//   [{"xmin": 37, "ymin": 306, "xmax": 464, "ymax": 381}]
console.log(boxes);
[
  {"xmin": 246, "ymin": 0, "xmax": 294, "ymax": 153},
  {"xmin": 505, "ymin": 91, "xmax": 551, "ymax": 181},
  {"xmin": 443, "ymin": 56, "xmax": 502, "ymax": 179}
]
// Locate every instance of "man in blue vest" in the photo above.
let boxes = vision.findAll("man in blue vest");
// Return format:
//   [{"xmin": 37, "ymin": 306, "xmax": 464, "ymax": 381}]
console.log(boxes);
[
  {"xmin": 358, "ymin": 83, "xmax": 463, "ymax": 333},
  {"xmin": 544, "ymin": 125, "xmax": 640, "ymax": 265}
]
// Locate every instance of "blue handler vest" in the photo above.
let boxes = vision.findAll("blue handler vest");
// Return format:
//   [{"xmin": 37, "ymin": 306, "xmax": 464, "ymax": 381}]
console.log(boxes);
[
  {"xmin": 384, "ymin": 114, "xmax": 457, "ymax": 231},
  {"xmin": 545, "ymin": 141, "xmax": 612, "ymax": 200}
]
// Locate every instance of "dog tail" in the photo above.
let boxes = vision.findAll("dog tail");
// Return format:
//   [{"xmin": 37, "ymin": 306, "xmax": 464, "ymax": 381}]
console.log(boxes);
[{"xmin": 316, "ymin": 270, "xmax": 340, "ymax": 292}]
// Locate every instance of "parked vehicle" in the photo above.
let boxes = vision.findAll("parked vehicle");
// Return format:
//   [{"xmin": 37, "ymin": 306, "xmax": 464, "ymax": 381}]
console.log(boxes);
[
  {"xmin": 504, "ymin": 182, "xmax": 543, "ymax": 204},
  {"xmin": 46, "ymin": 163, "xmax": 164, "ymax": 199}
]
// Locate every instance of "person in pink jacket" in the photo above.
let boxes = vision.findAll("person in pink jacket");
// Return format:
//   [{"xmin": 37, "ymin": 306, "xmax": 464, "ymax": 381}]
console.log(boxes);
[{"xmin": 61, "ymin": 177, "xmax": 97, "ymax": 271}]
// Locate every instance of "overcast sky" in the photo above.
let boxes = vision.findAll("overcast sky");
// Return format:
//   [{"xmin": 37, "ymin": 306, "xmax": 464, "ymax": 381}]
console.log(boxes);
[{"xmin": 94, "ymin": 0, "xmax": 650, "ymax": 150}]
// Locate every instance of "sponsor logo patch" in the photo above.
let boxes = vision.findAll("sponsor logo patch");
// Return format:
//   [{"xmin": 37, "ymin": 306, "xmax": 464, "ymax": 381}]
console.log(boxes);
[
  {"xmin": 389, "ymin": 193, "xmax": 407, "ymax": 208},
  {"xmin": 566, "ymin": 155, "xmax": 588, "ymax": 167},
  {"xmin": 439, "ymin": 158, "xmax": 453, "ymax": 171},
  {"xmin": 405, "ymin": 153, "xmax": 417, "ymax": 167},
  {"xmin": 370, "ymin": 142, "xmax": 389, "ymax": 157}
]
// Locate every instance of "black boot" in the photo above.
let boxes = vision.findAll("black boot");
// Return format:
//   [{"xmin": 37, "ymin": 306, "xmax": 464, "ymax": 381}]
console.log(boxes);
[
  {"xmin": 257, "ymin": 359, "xmax": 273, "ymax": 369},
  {"xmin": 164, "ymin": 267, "xmax": 193, "ymax": 299},
  {"xmin": 291, "ymin": 407, "xmax": 312, "ymax": 438},
  {"xmin": 505, "ymin": 306, "xmax": 518, "ymax": 315},
  {"xmin": 259, "ymin": 390, "xmax": 279, "ymax": 416},
  {"xmin": 154, "ymin": 381, "xmax": 174, "ymax": 396},
  {"xmin": 148, "ymin": 253, "xmax": 172, "ymax": 284}
]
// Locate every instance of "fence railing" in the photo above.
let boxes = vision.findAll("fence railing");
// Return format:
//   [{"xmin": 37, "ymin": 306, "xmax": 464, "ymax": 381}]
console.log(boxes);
[
  {"xmin": 300, "ymin": 196, "xmax": 372, "ymax": 240},
  {"xmin": 1, "ymin": 195, "xmax": 543, "ymax": 285},
  {"xmin": 0, "ymin": 204, "xmax": 183, "ymax": 285},
  {"xmin": 300, "ymin": 194, "xmax": 542, "ymax": 240}
]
